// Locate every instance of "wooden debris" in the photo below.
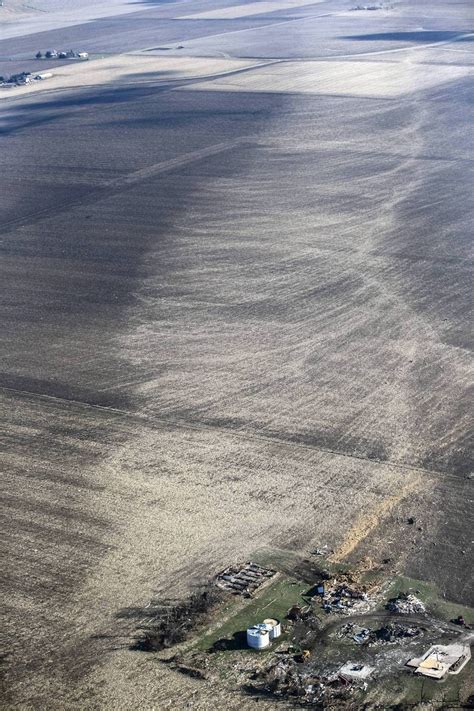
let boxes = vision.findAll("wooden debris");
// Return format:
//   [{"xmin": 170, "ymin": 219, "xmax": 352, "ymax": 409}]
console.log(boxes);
[{"xmin": 215, "ymin": 562, "xmax": 276, "ymax": 595}]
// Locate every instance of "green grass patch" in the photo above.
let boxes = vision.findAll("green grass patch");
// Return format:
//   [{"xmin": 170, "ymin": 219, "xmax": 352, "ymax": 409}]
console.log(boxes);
[{"xmin": 195, "ymin": 575, "xmax": 311, "ymax": 652}]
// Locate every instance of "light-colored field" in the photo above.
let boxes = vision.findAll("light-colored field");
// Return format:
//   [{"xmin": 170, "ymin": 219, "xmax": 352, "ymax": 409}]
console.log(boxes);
[
  {"xmin": 0, "ymin": 55, "xmax": 261, "ymax": 100},
  {"xmin": 0, "ymin": 0, "xmax": 183, "ymax": 38},
  {"xmin": 180, "ymin": 0, "xmax": 325, "ymax": 20},
  {"xmin": 182, "ymin": 57, "xmax": 473, "ymax": 98}
]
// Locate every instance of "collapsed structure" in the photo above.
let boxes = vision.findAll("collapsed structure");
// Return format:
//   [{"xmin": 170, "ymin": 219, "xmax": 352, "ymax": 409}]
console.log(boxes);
[
  {"xmin": 215, "ymin": 562, "xmax": 275, "ymax": 596},
  {"xmin": 407, "ymin": 642, "xmax": 471, "ymax": 679}
]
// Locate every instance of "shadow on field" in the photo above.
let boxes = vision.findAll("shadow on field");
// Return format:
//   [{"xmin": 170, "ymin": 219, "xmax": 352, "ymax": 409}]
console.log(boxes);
[
  {"xmin": 210, "ymin": 631, "xmax": 248, "ymax": 652},
  {"xmin": 341, "ymin": 31, "xmax": 473, "ymax": 43},
  {"xmin": 0, "ymin": 82, "xmax": 173, "ymax": 136}
]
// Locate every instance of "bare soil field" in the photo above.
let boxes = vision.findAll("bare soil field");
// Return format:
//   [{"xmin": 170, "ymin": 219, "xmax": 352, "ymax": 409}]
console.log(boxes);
[{"xmin": 1, "ymin": 0, "xmax": 473, "ymax": 708}]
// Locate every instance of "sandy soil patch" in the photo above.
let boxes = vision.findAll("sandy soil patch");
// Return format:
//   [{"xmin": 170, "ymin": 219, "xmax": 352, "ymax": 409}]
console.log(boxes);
[
  {"xmin": 0, "ymin": 54, "xmax": 260, "ymax": 100},
  {"xmin": 181, "ymin": 58, "xmax": 472, "ymax": 98},
  {"xmin": 181, "ymin": 0, "xmax": 325, "ymax": 20}
]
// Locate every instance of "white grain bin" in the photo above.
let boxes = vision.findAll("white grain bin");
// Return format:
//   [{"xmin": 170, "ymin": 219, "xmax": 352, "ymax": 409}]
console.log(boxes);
[
  {"xmin": 256, "ymin": 622, "xmax": 273, "ymax": 632},
  {"xmin": 247, "ymin": 626, "xmax": 270, "ymax": 650},
  {"xmin": 263, "ymin": 618, "xmax": 281, "ymax": 640}
]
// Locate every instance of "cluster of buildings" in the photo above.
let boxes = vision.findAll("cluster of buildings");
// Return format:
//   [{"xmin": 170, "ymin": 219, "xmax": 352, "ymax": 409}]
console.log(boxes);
[
  {"xmin": 35, "ymin": 49, "xmax": 89, "ymax": 60},
  {"xmin": 0, "ymin": 71, "xmax": 53, "ymax": 86}
]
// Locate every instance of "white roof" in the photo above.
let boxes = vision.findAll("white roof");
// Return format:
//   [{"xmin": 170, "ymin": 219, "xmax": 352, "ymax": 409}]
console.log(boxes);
[{"xmin": 338, "ymin": 662, "xmax": 374, "ymax": 680}]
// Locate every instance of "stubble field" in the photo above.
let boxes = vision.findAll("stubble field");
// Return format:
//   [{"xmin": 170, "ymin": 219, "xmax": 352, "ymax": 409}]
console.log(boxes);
[{"xmin": 1, "ymin": 0, "xmax": 473, "ymax": 707}]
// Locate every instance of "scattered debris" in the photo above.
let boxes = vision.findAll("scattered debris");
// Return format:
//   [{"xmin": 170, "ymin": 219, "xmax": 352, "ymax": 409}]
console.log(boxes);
[
  {"xmin": 286, "ymin": 604, "xmax": 312, "ymax": 621},
  {"xmin": 312, "ymin": 546, "xmax": 329, "ymax": 556},
  {"xmin": 407, "ymin": 642, "xmax": 472, "ymax": 679},
  {"xmin": 352, "ymin": 627, "xmax": 371, "ymax": 645},
  {"xmin": 387, "ymin": 593, "xmax": 426, "ymax": 615},
  {"xmin": 249, "ymin": 657, "xmax": 349, "ymax": 705},
  {"xmin": 215, "ymin": 562, "xmax": 275, "ymax": 596},
  {"xmin": 375, "ymin": 622, "xmax": 422, "ymax": 643},
  {"xmin": 318, "ymin": 576, "xmax": 372, "ymax": 615}
]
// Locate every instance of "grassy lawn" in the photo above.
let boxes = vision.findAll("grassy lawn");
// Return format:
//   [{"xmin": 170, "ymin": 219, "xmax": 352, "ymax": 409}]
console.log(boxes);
[{"xmin": 195, "ymin": 575, "xmax": 312, "ymax": 652}]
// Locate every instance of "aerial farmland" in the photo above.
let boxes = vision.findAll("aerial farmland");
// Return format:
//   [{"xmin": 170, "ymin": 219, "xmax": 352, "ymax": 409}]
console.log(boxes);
[{"xmin": 0, "ymin": 0, "xmax": 472, "ymax": 708}]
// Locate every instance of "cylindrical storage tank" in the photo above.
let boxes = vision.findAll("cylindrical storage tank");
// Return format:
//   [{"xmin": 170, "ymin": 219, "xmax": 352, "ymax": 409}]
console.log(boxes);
[
  {"xmin": 256, "ymin": 622, "xmax": 273, "ymax": 633},
  {"xmin": 263, "ymin": 618, "xmax": 282, "ymax": 640},
  {"xmin": 247, "ymin": 626, "xmax": 270, "ymax": 650}
]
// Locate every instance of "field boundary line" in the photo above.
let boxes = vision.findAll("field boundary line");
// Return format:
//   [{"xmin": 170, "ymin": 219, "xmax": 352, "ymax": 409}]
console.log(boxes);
[{"xmin": 0, "ymin": 384, "xmax": 467, "ymax": 484}]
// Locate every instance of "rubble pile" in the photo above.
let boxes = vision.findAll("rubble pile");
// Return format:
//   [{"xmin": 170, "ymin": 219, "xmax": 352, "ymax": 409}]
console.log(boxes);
[
  {"xmin": 336, "ymin": 622, "xmax": 425, "ymax": 645},
  {"xmin": 387, "ymin": 593, "xmax": 426, "ymax": 615},
  {"xmin": 251, "ymin": 657, "xmax": 351, "ymax": 706},
  {"xmin": 375, "ymin": 622, "xmax": 422, "ymax": 643},
  {"xmin": 318, "ymin": 579, "xmax": 371, "ymax": 615},
  {"xmin": 338, "ymin": 620, "xmax": 424, "ymax": 646},
  {"xmin": 215, "ymin": 562, "xmax": 275, "ymax": 596}
]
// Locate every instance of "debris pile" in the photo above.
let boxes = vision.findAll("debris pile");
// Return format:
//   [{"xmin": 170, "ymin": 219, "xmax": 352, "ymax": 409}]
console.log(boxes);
[
  {"xmin": 250, "ymin": 658, "xmax": 351, "ymax": 706},
  {"xmin": 375, "ymin": 622, "xmax": 422, "ymax": 643},
  {"xmin": 387, "ymin": 593, "xmax": 426, "ymax": 615},
  {"xmin": 287, "ymin": 604, "xmax": 312, "ymax": 621},
  {"xmin": 318, "ymin": 578, "xmax": 371, "ymax": 615},
  {"xmin": 337, "ymin": 620, "xmax": 424, "ymax": 646},
  {"xmin": 215, "ymin": 562, "xmax": 275, "ymax": 596}
]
